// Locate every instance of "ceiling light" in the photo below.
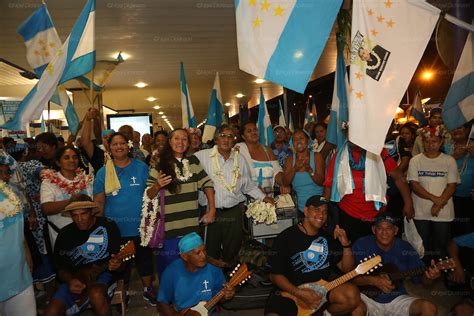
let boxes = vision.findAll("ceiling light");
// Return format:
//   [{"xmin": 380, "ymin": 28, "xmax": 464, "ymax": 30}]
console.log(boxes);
[
  {"xmin": 225, "ymin": 102, "xmax": 231, "ymax": 107},
  {"xmin": 135, "ymin": 82, "xmax": 148, "ymax": 88},
  {"xmin": 153, "ymin": 105, "xmax": 160, "ymax": 110},
  {"xmin": 162, "ymin": 115, "xmax": 166, "ymax": 118},
  {"xmin": 111, "ymin": 52, "xmax": 130, "ymax": 60},
  {"xmin": 255, "ymin": 78, "xmax": 265, "ymax": 84},
  {"xmin": 146, "ymin": 97, "xmax": 157, "ymax": 102},
  {"xmin": 158, "ymin": 111, "xmax": 164, "ymax": 115},
  {"xmin": 236, "ymin": 93, "xmax": 244, "ymax": 98}
]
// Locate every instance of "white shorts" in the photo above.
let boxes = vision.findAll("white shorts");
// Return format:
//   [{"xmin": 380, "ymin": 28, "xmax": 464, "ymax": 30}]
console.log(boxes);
[
  {"xmin": 361, "ymin": 293, "xmax": 418, "ymax": 316},
  {"xmin": 0, "ymin": 284, "xmax": 36, "ymax": 316}
]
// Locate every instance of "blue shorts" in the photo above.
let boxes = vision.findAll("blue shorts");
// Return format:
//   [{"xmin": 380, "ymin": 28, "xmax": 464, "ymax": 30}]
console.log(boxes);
[{"xmin": 52, "ymin": 271, "xmax": 115, "ymax": 316}]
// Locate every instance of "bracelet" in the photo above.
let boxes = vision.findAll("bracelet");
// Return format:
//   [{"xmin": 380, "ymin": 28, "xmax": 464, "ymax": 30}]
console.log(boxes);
[{"xmin": 342, "ymin": 243, "xmax": 351, "ymax": 248}]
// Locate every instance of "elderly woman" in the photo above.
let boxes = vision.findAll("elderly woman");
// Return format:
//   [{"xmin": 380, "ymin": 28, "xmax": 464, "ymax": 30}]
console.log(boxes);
[
  {"xmin": 186, "ymin": 127, "xmax": 202, "ymax": 156},
  {"xmin": 237, "ymin": 122, "xmax": 290, "ymax": 196},
  {"xmin": 93, "ymin": 132, "xmax": 155, "ymax": 305},
  {"xmin": 283, "ymin": 129, "xmax": 325, "ymax": 214},
  {"xmin": 146, "ymin": 128, "xmax": 215, "ymax": 276},
  {"xmin": 408, "ymin": 126, "xmax": 460, "ymax": 261}
]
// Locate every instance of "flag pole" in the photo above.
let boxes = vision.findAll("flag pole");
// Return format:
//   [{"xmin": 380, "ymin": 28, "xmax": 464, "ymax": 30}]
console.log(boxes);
[
  {"xmin": 90, "ymin": 67, "xmax": 94, "ymax": 108},
  {"xmin": 47, "ymin": 100, "xmax": 51, "ymax": 132}
]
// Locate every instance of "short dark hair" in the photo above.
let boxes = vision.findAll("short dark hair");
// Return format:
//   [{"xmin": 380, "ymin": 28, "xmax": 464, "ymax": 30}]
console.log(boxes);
[
  {"xmin": 35, "ymin": 132, "xmax": 58, "ymax": 147},
  {"xmin": 214, "ymin": 124, "xmax": 232, "ymax": 139}
]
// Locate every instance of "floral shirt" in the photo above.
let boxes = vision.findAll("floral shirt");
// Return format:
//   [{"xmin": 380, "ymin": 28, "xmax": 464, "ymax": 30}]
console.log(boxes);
[{"xmin": 271, "ymin": 142, "xmax": 293, "ymax": 168}]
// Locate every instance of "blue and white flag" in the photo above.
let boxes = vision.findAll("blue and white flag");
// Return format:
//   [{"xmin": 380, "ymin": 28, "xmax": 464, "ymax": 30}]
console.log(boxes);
[
  {"xmin": 180, "ymin": 62, "xmax": 197, "ymax": 128},
  {"xmin": 278, "ymin": 100, "xmax": 286, "ymax": 127},
  {"xmin": 257, "ymin": 87, "xmax": 274, "ymax": 146},
  {"xmin": 235, "ymin": 0, "xmax": 342, "ymax": 93},
  {"xmin": 202, "ymin": 73, "xmax": 224, "ymax": 143},
  {"xmin": 311, "ymin": 101, "xmax": 317, "ymax": 122},
  {"xmin": 2, "ymin": 0, "xmax": 95, "ymax": 131},
  {"xmin": 442, "ymin": 32, "xmax": 474, "ymax": 131},
  {"xmin": 303, "ymin": 105, "xmax": 311, "ymax": 127},
  {"xmin": 289, "ymin": 113, "xmax": 294, "ymax": 132},
  {"xmin": 50, "ymin": 87, "xmax": 79, "ymax": 134},
  {"xmin": 327, "ymin": 33, "xmax": 349, "ymax": 149},
  {"xmin": 411, "ymin": 90, "xmax": 428, "ymax": 126}
]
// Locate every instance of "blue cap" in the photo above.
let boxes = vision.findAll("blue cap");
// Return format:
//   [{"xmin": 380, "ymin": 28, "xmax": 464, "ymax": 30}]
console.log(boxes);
[
  {"xmin": 178, "ymin": 232, "xmax": 203, "ymax": 253},
  {"xmin": 101, "ymin": 129, "xmax": 115, "ymax": 137}
]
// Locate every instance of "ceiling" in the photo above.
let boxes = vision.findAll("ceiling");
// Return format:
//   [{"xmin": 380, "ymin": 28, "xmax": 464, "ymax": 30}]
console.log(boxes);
[{"xmin": 0, "ymin": 0, "xmax": 338, "ymax": 128}]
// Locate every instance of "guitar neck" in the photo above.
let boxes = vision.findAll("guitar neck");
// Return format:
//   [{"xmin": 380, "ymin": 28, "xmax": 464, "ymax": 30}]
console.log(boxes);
[
  {"xmin": 325, "ymin": 270, "xmax": 358, "ymax": 291},
  {"xmin": 389, "ymin": 266, "xmax": 427, "ymax": 282},
  {"xmin": 203, "ymin": 290, "xmax": 224, "ymax": 311}
]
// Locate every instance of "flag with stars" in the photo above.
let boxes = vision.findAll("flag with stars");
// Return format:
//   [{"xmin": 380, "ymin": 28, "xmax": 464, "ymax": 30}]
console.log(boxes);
[
  {"xmin": 2, "ymin": 0, "xmax": 95, "ymax": 131},
  {"xmin": 235, "ymin": 0, "xmax": 342, "ymax": 93},
  {"xmin": 348, "ymin": 0, "xmax": 440, "ymax": 154}
]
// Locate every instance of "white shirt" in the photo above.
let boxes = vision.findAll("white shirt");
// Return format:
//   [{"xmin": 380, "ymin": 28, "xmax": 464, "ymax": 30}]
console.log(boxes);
[
  {"xmin": 40, "ymin": 173, "xmax": 93, "ymax": 248},
  {"xmin": 407, "ymin": 153, "xmax": 460, "ymax": 222},
  {"xmin": 195, "ymin": 148, "xmax": 265, "ymax": 208}
]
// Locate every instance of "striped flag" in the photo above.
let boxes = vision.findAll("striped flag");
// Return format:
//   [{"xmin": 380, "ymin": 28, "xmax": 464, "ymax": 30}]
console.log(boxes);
[
  {"xmin": 202, "ymin": 73, "xmax": 224, "ymax": 143},
  {"xmin": 278, "ymin": 100, "xmax": 286, "ymax": 127},
  {"xmin": 2, "ymin": 0, "xmax": 95, "ymax": 131},
  {"xmin": 411, "ymin": 90, "xmax": 428, "ymax": 126},
  {"xmin": 303, "ymin": 104, "xmax": 311, "ymax": 127},
  {"xmin": 180, "ymin": 62, "xmax": 197, "ymax": 128},
  {"xmin": 257, "ymin": 87, "xmax": 274, "ymax": 146},
  {"xmin": 442, "ymin": 32, "xmax": 474, "ymax": 131},
  {"xmin": 289, "ymin": 112, "xmax": 294, "ymax": 132},
  {"xmin": 327, "ymin": 33, "xmax": 349, "ymax": 149}
]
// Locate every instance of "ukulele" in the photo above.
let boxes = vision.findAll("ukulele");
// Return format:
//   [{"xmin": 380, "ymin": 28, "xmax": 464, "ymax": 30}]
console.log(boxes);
[
  {"xmin": 180, "ymin": 263, "xmax": 253, "ymax": 315},
  {"xmin": 360, "ymin": 257, "xmax": 455, "ymax": 299},
  {"xmin": 74, "ymin": 241, "xmax": 136, "ymax": 305},
  {"xmin": 281, "ymin": 255, "xmax": 382, "ymax": 316}
]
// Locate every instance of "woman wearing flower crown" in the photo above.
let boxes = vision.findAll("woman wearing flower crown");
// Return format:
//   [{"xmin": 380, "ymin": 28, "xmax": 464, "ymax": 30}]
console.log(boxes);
[
  {"xmin": 40, "ymin": 146, "xmax": 93, "ymax": 250},
  {"xmin": 407, "ymin": 125, "xmax": 460, "ymax": 262},
  {"xmin": 145, "ymin": 128, "xmax": 215, "ymax": 277}
]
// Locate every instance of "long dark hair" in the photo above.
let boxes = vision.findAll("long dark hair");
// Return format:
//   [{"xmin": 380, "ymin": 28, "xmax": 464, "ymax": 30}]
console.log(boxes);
[
  {"xmin": 53, "ymin": 145, "xmax": 81, "ymax": 172},
  {"xmin": 158, "ymin": 128, "xmax": 188, "ymax": 194}
]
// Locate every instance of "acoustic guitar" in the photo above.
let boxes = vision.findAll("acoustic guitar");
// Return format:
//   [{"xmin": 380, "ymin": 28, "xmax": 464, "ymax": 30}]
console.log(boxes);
[
  {"xmin": 281, "ymin": 255, "xmax": 382, "ymax": 316},
  {"xmin": 180, "ymin": 263, "xmax": 253, "ymax": 315},
  {"xmin": 74, "ymin": 240, "xmax": 136, "ymax": 305},
  {"xmin": 360, "ymin": 257, "xmax": 455, "ymax": 298}
]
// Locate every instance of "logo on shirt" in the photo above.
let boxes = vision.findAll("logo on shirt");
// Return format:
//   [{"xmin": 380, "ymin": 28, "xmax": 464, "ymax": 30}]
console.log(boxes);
[
  {"xmin": 418, "ymin": 171, "xmax": 447, "ymax": 177},
  {"xmin": 201, "ymin": 280, "xmax": 211, "ymax": 293},
  {"xmin": 130, "ymin": 176, "xmax": 140, "ymax": 187},
  {"xmin": 68, "ymin": 226, "xmax": 109, "ymax": 265},
  {"xmin": 291, "ymin": 236, "xmax": 329, "ymax": 273}
]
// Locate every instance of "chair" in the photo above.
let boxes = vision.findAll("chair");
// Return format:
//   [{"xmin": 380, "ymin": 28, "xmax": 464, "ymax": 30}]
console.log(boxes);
[{"xmin": 110, "ymin": 279, "xmax": 126, "ymax": 316}]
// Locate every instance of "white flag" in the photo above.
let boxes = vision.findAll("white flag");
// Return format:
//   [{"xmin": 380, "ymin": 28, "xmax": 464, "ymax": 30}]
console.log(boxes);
[{"xmin": 348, "ymin": 0, "xmax": 440, "ymax": 154}]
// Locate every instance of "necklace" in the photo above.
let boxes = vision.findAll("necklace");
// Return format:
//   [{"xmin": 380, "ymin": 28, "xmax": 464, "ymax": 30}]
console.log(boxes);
[
  {"xmin": 175, "ymin": 158, "xmax": 192, "ymax": 182},
  {"xmin": 41, "ymin": 168, "xmax": 93, "ymax": 195},
  {"xmin": 210, "ymin": 146, "xmax": 240, "ymax": 193},
  {"xmin": 348, "ymin": 147, "xmax": 366, "ymax": 170}
]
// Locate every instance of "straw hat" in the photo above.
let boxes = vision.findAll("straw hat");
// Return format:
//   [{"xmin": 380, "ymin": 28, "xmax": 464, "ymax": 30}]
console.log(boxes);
[{"xmin": 63, "ymin": 200, "xmax": 98, "ymax": 216}]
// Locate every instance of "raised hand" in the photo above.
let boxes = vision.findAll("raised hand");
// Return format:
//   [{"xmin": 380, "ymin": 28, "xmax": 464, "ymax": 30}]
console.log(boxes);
[{"xmin": 333, "ymin": 225, "xmax": 350, "ymax": 247}]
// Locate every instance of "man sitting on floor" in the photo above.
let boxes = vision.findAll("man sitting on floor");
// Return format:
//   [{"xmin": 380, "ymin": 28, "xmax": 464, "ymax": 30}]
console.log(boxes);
[
  {"xmin": 265, "ymin": 195, "xmax": 366, "ymax": 316},
  {"xmin": 157, "ymin": 232, "xmax": 235, "ymax": 315},
  {"xmin": 352, "ymin": 212, "xmax": 440, "ymax": 316},
  {"xmin": 44, "ymin": 195, "xmax": 122, "ymax": 316}
]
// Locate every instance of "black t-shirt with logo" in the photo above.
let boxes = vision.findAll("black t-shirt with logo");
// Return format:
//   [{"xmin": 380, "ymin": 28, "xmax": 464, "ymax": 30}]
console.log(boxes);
[
  {"xmin": 53, "ymin": 216, "xmax": 121, "ymax": 273},
  {"xmin": 268, "ymin": 225, "xmax": 343, "ymax": 287}
]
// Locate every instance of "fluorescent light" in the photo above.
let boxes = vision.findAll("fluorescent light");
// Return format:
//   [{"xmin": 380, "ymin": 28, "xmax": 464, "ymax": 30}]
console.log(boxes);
[
  {"xmin": 224, "ymin": 102, "xmax": 231, "ymax": 107},
  {"xmin": 146, "ymin": 97, "xmax": 157, "ymax": 102},
  {"xmin": 135, "ymin": 82, "xmax": 148, "ymax": 88},
  {"xmin": 153, "ymin": 105, "xmax": 160, "ymax": 110},
  {"xmin": 236, "ymin": 93, "xmax": 244, "ymax": 98},
  {"xmin": 421, "ymin": 98, "xmax": 431, "ymax": 105},
  {"xmin": 162, "ymin": 115, "xmax": 166, "ymax": 118},
  {"xmin": 158, "ymin": 111, "xmax": 164, "ymax": 115},
  {"xmin": 255, "ymin": 78, "xmax": 265, "ymax": 84}
]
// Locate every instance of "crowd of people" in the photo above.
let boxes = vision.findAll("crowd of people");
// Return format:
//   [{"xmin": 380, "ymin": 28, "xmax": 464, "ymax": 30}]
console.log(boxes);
[{"xmin": 0, "ymin": 106, "xmax": 472, "ymax": 316}]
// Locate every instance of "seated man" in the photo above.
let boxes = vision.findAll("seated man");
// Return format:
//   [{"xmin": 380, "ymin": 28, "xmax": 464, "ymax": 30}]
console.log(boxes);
[
  {"xmin": 265, "ymin": 195, "xmax": 366, "ymax": 316},
  {"xmin": 352, "ymin": 212, "xmax": 440, "ymax": 316},
  {"xmin": 45, "ymin": 195, "xmax": 122, "ymax": 316},
  {"xmin": 157, "ymin": 232, "xmax": 235, "ymax": 315}
]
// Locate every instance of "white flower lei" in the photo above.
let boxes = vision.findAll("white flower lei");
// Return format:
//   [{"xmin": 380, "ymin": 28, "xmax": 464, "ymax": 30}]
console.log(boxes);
[
  {"xmin": 0, "ymin": 180, "xmax": 22, "ymax": 218},
  {"xmin": 175, "ymin": 158, "xmax": 192, "ymax": 182},
  {"xmin": 210, "ymin": 146, "xmax": 240, "ymax": 193},
  {"xmin": 245, "ymin": 200, "xmax": 277, "ymax": 225},
  {"xmin": 139, "ymin": 189, "xmax": 160, "ymax": 246}
]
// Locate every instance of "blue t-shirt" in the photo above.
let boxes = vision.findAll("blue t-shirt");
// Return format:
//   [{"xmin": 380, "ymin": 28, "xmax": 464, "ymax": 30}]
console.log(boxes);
[
  {"xmin": 352, "ymin": 235, "xmax": 424, "ymax": 304},
  {"xmin": 93, "ymin": 159, "xmax": 149, "ymax": 237},
  {"xmin": 157, "ymin": 259, "xmax": 226, "ymax": 311},
  {"xmin": 454, "ymin": 232, "xmax": 474, "ymax": 249},
  {"xmin": 0, "ymin": 212, "xmax": 33, "ymax": 301},
  {"xmin": 444, "ymin": 144, "xmax": 474, "ymax": 197}
]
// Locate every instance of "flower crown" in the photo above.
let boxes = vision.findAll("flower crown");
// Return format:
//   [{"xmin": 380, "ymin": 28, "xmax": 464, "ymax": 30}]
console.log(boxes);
[{"xmin": 419, "ymin": 125, "xmax": 446, "ymax": 140}]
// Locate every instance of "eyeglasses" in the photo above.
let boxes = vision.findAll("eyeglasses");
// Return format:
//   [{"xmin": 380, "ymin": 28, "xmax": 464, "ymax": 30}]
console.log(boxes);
[{"xmin": 218, "ymin": 133, "xmax": 236, "ymax": 140}]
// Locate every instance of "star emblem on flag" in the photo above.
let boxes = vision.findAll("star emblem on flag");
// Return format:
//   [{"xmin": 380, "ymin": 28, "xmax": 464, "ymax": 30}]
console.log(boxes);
[
  {"xmin": 261, "ymin": 0, "xmax": 270, "ymax": 11},
  {"xmin": 367, "ymin": 9, "xmax": 374, "ymax": 16},
  {"xmin": 274, "ymin": 5, "xmax": 285, "ymax": 17},
  {"xmin": 45, "ymin": 63, "xmax": 54, "ymax": 75},
  {"xmin": 253, "ymin": 17, "xmax": 263, "ymax": 28},
  {"xmin": 377, "ymin": 15, "xmax": 384, "ymax": 23},
  {"xmin": 371, "ymin": 28, "xmax": 379, "ymax": 36},
  {"xmin": 355, "ymin": 72, "xmax": 362, "ymax": 79},
  {"xmin": 248, "ymin": 0, "xmax": 256, "ymax": 6},
  {"xmin": 386, "ymin": 19, "xmax": 395, "ymax": 28},
  {"xmin": 384, "ymin": 0, "xmax": 393, "ymax": 8},
  {"xmin": 355, "ymin": 91, "xmax": 364, "ymax": 99}
]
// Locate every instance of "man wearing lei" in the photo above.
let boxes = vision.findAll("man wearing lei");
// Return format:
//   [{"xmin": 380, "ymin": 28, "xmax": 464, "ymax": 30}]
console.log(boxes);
[{"xmin": 195, "ymin": 125, "xmax": 275, "ymax": 263}]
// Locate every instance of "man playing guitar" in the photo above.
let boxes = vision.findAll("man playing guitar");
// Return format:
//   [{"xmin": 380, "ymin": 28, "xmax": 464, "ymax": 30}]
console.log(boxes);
[
  {"xmin": 352, "ymin": 212, "xmax": 441, "ymax": 315},
  {"xmin": 157, "ymin": 232, "xmax": 235, "ymax": 315},
  {"xmin": 265, "ymin": 195, "xmax": 367, "ymax": 315},
  {"xmin": 44, "ymin": 195, "xmax": 122, "ymax": 316}
]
